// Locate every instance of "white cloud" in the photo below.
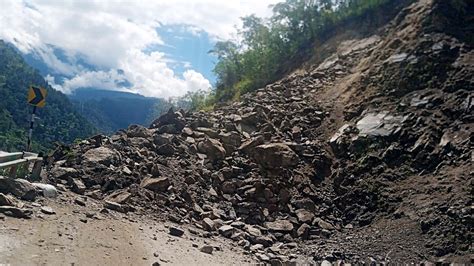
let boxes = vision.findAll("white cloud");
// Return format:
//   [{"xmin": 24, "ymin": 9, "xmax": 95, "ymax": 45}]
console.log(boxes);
[{"xmin": 0, "ymin": 0, "xmax": 280, "ymax": 98}]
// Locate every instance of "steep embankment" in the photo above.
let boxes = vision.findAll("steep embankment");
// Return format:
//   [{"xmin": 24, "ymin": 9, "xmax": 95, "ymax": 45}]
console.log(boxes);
[{"xmin": 46, "ymin": 0, "xmax": 472, "ymax": 263}]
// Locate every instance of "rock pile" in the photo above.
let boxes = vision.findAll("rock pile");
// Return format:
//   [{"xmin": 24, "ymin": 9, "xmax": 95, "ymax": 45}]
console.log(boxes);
[
  {"xmin": 41, "ymin": 0, "xmax": 472, "ymax": 263},
  {"xmin": 47, "ymin": 76, "xmax": 338, "ymax": 262}
]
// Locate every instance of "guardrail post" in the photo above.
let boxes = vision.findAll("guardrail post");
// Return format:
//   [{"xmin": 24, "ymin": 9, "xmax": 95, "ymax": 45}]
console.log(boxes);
[
  {"xmin": 31, "ymin": 159, "xmax": 42, "ymax": 181},
  {"xmin": 8, "ymin": 165, "xmax": 18, "ymax": 178}
]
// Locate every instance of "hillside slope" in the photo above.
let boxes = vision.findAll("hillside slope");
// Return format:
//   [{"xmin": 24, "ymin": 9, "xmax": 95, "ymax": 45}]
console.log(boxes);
[
  {"xmin": 44, "ymin": 0, "xmax": 472, "ymax": 263},
  {"xmin": 0, "ymin": 41, "xmax": 96, "ymax": 152},
  {"xmin": 69, "ymin": 88, "xmax": 173, "ymax": 134}
]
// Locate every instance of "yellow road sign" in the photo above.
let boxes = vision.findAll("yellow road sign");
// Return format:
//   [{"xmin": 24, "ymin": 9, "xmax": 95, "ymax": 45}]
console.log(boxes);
[{"xmin": 27, "ymin": 86, "xmax": 47, "ymax": 107}]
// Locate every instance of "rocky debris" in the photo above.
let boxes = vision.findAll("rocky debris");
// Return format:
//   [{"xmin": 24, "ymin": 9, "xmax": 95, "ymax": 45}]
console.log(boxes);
[{"xmin": 44, "ymin": 0, "xmax": 473, "ymax": 261}]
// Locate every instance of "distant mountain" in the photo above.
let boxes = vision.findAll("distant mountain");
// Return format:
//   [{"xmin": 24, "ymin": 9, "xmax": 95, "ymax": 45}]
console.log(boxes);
[
  {"xmin": 0, "ymin": 40, "xmax": 96, "ymax": 152},
  {"xmin": 68, "ymin": 88, "xmax": 174, "ymax": 134}
]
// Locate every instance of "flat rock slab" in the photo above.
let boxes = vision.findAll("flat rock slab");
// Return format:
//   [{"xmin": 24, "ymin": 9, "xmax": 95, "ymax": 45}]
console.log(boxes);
[{"xmin": 265, "ymin": 220, "xmax": 294, "ymax": 232}]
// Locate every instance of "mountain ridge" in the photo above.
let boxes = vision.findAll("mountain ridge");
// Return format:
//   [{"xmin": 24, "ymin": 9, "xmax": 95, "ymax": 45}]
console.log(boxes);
[{"xmin": 0, "ymin": 40, "xmax": 96, "ymax": 152}]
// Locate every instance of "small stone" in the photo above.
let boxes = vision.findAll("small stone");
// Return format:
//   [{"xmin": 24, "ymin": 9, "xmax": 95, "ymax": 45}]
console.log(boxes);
[
  {"xmin": 321, "ymin": 260, "xmax": 332, "ymax": 266},
  {"xmin": 169, "ymin": 226, "xmax": 185, "ymax": 237},
  {"xmin": 256, "ymin": 253, "xmax": 270, "ymax": 261},
  {"xmin": 296, "ymin": 223, "xmax": 310, "ymax": 239},
  {"xmin": 40, "ymin": 206, "xmax": 55, "ymax": 215},
  {"xmin": 295, "ymin": 209, "xmax": 314, "ymax": 224},
  {"xmin": 0, "ymin": 206, "xmax": 32, "ymax": 219},
  {"xmin": 104, "ymin": 200, "xmax": 127, "ymax": 213},
  {"xmin": 250, "ymin": 244, "xmax": 264, "ymax": 252},
  {"xmin": 313, "ymin": 218, "xmax": 335, "ymax": 230},
  {"xmin": 202, "ymin": 218, "xmax": 216, "ymax": 231},
  {"xmin": 230, "ymin": 221, "xmax": 245, "ymax": 229},
  {"xmin": 265, "ymin": 220, "xmax": 294, "ymax": 232},
  {"xmin": 140, "ymin": 177, "xmax": 170, "ymax": 192},
  {"xmin": 69, "ymin": 178, "xmax": 86, "ymax": 195},
  {"xmin": 218, "ymin": 225, "xmax": 234, "ymax": 238},
  {"xmin": 246, "ymin": 225, "xmax": 262, "ymax": 237},
  {"xmin": 75, "ymin": 197, "xmax": 87, "ymax": 206},
  {"xmin": 200, "ymin": 245, "xmax": 213, "ymax": 254}
]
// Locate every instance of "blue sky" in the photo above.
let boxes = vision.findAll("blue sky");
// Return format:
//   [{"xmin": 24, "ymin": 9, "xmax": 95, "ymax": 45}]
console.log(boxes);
[
  {"xmin": 155, "ymin": 25, "xmax": 217, "ymax": 85},
  {"xmin": 0, "ymin": 0, "xmax": 279, "ymax": 98}
]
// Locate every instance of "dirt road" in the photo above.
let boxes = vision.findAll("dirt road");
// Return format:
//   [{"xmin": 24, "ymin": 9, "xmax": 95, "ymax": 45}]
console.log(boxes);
[{"xmin": 0, "ymin": 194, "xmax": 254, "ymax": 265}]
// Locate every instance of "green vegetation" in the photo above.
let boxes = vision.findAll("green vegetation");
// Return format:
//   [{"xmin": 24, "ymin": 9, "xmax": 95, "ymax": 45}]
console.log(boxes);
[
  {"xmin": 191, "ymin": 0, "xmax": 401, "ymax": 109},
  {"xmin": 0, "ymin": 40, "xmax": 96, "ymax": 152},
  {"xmin": 70, "ymin": 88, "xmax": 175, "ymax": 134}
]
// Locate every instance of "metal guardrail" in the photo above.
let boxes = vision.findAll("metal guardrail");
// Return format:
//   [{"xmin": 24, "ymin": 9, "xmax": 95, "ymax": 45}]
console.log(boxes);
[{"xmin": 0, "ymin": 151, "xmax": 42, "ymax": 179}]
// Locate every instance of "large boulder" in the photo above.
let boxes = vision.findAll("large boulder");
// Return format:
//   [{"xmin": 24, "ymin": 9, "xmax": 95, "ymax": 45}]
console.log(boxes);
[
  {"xmin": 356, "ymin": 112, "xmax": 402, "ymax": 137},
  {"xmin": 238, "ymin": 136, "xmax": 265, "ymax": 153},
  {"xmin": 218, "ymin": 131, "xmax": 242, "ymax": 153},
  {"xmin": 253, "ymin": 143, "xmax": 299, "ymax": 169},
  {"xmin": 329, "ymin": 111, "xmax": 403, "ymax": 156},
  {"xmin": 83, "ymin": 147, "xmax": 120, "ymax": 166},
  {"xmin": 0, "ymin": 177, "xmax": 37, "ymax": 201},
  {"xmin": 197, "ymin": 138, "xmax": 226, "ymax": 162},
  {"xmin": 149, "ymin": 108, "xmax": 185, "ymax": 131},
  {"xmin": 49, "ymin": 166, "xmax": 79, "ymax": 180},
  {"xmin": 127, "ymin": 124, "xmax": 152, "ymax": 138}
]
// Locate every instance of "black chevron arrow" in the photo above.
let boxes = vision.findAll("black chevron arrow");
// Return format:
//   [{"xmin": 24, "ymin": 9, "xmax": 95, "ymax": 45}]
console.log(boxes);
[{"xmin": 29, "ymin": 86, "xmax": 44, "ymax": 105}]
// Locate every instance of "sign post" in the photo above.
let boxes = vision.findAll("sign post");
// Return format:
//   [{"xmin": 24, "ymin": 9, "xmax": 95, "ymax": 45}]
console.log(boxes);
[{"xmin": 26, "ymin": 86, "xmax": 47, "ymax": 151}]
